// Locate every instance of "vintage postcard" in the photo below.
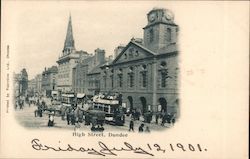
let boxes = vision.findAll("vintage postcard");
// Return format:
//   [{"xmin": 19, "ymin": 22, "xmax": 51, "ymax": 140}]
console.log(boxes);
[{"xmin": 1, "ymin": 1, "xmax": 249, "ymax": 158}]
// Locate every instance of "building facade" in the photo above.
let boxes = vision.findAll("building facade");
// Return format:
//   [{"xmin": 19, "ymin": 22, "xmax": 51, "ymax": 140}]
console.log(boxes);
[
  {"xmin": 41, "ymin": 66, "xmax": 58, "ymax": 97},
  {"xmin": 13, "ymin": 68, "xmax": 29, "ymax": 97},
  {"xmin": 28, "ymin": 79, "xmax": 36, "ymax": 96},
  {"xmin": 72, "ymin": 48, "xmax": 106, "ymax": 95},
  {"xmin": 114, "ymin": 45, "xmax": 125, "ymax": 58},
  {"xmin": 34, "ymin": 74, "xmax": 42, "ymax": 95},
  {"xmin": 100, "ymin": 8, "xmax": 179, "ymax": 116},
  {"xmin": 14, "ymin": 73, "xmax": 22, "ymax": 98},
  {"xmin": 56, "ymin": 15, "xmax": 82, "ymax": 93}
]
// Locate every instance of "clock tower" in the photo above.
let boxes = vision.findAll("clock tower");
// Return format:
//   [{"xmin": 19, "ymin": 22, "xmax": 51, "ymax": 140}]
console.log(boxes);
[{"xmin": 143, "ymin": 8, "xmax": 178, "ymax": 53}]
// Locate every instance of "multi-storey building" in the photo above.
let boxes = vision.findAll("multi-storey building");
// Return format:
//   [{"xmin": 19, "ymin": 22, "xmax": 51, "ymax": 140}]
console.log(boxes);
[
  {"xmin": 14, "ymin": 73, "xmax": 22, "ymax": 98},
  {"xmin": 34, "ymin": 74, "xmax": 42, "ymax": 95},
  {"xmin": 100, "ymin": 8, "xmax": 179, "ymax": 116},
  {"xmin": 14, "ymin": 68, "xmax": 29, "ymax": 97},
  {"xmin": 28, "ymin": 79, "xmax": 36, "ymax": 96},
  {"xmin": 72, "ymin": 48, "xmax": 106, "ymax": 95},
  {"xmin": 56, "ymin": 15, "xmax": 83, "ymax": 93},
  {"xmin": 41, "ymin": 66, "xmax": 58, "ymax": 97},
  {"xmin": 114, "ymin": 45, "xmax": 125, "ymax": 58}
]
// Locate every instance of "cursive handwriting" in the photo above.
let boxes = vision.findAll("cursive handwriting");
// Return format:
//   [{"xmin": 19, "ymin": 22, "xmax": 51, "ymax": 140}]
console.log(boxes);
[
  {"xmin": 31, "ymin": 138, "xmax": 154, "ymax": 156},
  {"xmin": 31, "ymin": 138, "xmax": 207, "ymax": 156}
]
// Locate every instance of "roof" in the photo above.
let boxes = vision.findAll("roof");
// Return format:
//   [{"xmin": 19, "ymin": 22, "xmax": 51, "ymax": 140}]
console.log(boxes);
[
  {"xmin": 111, "ymin": 40, "xmax": 156, "ymax": 64},
  {"xmin": 43, "ymin": 66, "xmax": 58, "ymax": 74},
  {"xmin": 88, "ymin": 63, "xmax": 103, "ymax": 74},
  {"xmin": 63, "ymin": 14, "xmax": 75, "ymax": 50},
  {"xmin": 82, "ymin": 56, "xmax": 94, "ymax": 65}
]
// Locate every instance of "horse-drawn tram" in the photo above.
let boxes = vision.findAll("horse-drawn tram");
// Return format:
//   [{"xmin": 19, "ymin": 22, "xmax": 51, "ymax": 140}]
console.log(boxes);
[{"xmin": 92, "ymin": 95, "xmax": 125, "ymax": 126}]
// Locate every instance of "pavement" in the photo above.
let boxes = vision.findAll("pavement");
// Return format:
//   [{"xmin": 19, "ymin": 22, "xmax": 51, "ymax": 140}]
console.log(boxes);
[{"xmin": 14, "ymin": 101, "xmax": 172, "ymax": 132}]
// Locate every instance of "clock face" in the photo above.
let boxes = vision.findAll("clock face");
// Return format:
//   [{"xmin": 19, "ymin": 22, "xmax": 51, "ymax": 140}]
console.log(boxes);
[
  {"xmin": 149, "ymin": 13, "xmax": 156, "ymax": 22},
  {"xmin": 165, "ymin": 10, "xmax": 174, "ymax": 20}
]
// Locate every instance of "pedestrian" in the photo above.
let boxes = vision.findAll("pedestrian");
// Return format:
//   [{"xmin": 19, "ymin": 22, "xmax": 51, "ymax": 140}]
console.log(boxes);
[
  {"xmin": 71, "ymin": 110, "xmax": 76, "ymax": 125},
  {"xmin": 66, "ymin": 112, "xmax": 70, "ymax": 125},
  {"xmin": 145, "ymin": 126, "xmax": 150, "ymax": 133},
  {"xmin": 48, "ymin": 114, "xmax": 54, "ymax": 127},
  {"xmin": 138, "ymin": 123, "xmax": 144, "ymax": 132},
  {"xmin": 38, "ymin": 104, "xmax": 43, "ymax": 117},
  {"xmin": 161, "ymin": 113, "xmax": 167, "ymax": 126},
  {"xmin": 15, "ymin": 101, "xmax": 18, "ymax": 110},
  {"xmin": 171, "ymin": 113, "xmax": 176, "ymax": 126},
  {"xmin": 129, "ymin": 119, "xmax": 134, "ymax": 132},
  {"xmin": 166, "ymin": 113, "xmax": 171, "ymax": 124},
  {"xmin": 34, "ymin": 109, "xmax": 38, "ymax": 117},
  {"xmin": 155, "ymin": 113, "xmax": 159, "ymax": 124}
]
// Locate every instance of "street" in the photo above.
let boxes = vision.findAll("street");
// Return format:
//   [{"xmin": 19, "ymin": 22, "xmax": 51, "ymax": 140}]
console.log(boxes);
[{"xmin": 15, "ymin": 102, "xmax": 171, "ymax": 132}]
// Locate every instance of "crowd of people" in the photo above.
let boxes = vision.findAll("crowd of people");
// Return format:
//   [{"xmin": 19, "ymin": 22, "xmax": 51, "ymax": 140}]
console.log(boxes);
[
  {"xmin": 127, "ymin": 109, "xmax": 176, "ymax": 133},
  {"xmin": 15, "ymin": 93, "xmax": 177, "ymax": 132}
]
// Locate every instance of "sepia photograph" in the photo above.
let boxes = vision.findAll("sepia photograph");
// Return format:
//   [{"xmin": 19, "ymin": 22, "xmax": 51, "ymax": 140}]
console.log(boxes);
[
  {"xmin": 1, "ymin": 1, "xmax": 249, "ymax": 158},
  {"xmin": 13, "ymin": 4, "xmax": 179, "ymax": 132}
]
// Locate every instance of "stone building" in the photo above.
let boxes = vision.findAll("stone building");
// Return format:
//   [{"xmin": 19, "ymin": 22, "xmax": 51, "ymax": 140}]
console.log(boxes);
[
  {"xmin": 20, "ymin": 68, "xmax": 28, "ymax": 96},
  {"xmin": 14, "ymin": 73, "xmax": 22, "ymax": 98},
  {"xmin": 41, "ymin": 66, "xmax": 58, "ymax": 97},
  {"xmin": 56, "ymin": 15, "xmax": 84, "ymax": 93},
  {"xmin": 34, "ymin": 74, "xmax": 42, "ymax": 95},
  {"xmin": 114, "ymin": 45, "xmax": 125, "ymax": 58},
  {"xmin": 13, "ymin": 68, "xmax": 29, "ymax": 97},
  {"xmin": 28, "ymin": 79, "xmax": 36, "ymax": 96},
  {"xmin": 72, "ymin": 48, "xmax": 106, "ymax": 95},
  {"xmin": 100, "ymin": 8, "xmax": 179, "ymax": 116}
]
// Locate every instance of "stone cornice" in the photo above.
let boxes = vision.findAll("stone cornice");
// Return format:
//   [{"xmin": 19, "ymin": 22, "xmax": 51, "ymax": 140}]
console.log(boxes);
[
  {"xmin": 143, "ymin": 21, "xmax": 178, "ymax": 30},
  {"xmin": 109, "ymin": 51, "xmax": 178, "ymax": 67}
]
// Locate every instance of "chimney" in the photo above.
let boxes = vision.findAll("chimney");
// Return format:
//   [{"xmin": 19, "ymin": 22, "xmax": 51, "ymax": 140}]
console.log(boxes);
[
  {"xmin": 94, "ymin": 48, "xmax": 105, "ymax": 65},
  {"xmin": 114, "ymin": 45, "xmax": 125, "ymax": 58}
]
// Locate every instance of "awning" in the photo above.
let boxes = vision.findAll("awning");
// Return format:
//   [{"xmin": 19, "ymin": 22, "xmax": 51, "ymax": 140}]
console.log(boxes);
[
  {"xmin": 62, "ymin": 94, "xmax": 74, "ymax": 97},
  {"xmin": 77, "ymin": 93, "xmax": 85, "ymax": 98}
]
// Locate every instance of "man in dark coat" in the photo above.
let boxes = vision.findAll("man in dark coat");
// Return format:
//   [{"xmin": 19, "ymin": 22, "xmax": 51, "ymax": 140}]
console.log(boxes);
[
  {"xmin": 129, "ymin": 119, "xmax": 134, "ymax": 132},
  {"xmin": 138, "ymin": 123, "xmax": 144, "ymax": 132},
  {"xmin": 66, "ymin": 110, "xmax": 70, "ymax": 125}
]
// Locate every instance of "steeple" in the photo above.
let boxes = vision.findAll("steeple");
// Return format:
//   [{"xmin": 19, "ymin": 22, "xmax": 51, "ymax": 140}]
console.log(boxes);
[{"xmin": 63, "ymin": 14, "xmax": 75, "ymax": 55}]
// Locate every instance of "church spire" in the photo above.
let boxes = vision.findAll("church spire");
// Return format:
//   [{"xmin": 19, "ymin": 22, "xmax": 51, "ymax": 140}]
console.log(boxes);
[{"xmin": 63, "ymin": 14, "xmax": 75, "ymax": 54}]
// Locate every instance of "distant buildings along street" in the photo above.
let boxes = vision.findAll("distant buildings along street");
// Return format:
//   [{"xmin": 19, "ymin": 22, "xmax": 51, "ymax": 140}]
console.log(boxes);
[{"xmin": 17, "ymin": 7, "xmax": 179, "ymax": 117}]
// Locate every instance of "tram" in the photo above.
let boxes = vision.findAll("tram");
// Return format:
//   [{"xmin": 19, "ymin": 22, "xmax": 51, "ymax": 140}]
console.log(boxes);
[
  {"xmin": 60, "ymin": 92, "xmax": 76, "ymax": 119},
  {"xmin": 92, "ymin": 95, "xmax": 125, "ymax": 126}
]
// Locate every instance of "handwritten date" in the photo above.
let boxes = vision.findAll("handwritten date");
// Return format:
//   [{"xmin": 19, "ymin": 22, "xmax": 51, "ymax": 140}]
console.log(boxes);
[{"xmin": 31, "ymin": 138, "xmax": 207, "ymax": 156}]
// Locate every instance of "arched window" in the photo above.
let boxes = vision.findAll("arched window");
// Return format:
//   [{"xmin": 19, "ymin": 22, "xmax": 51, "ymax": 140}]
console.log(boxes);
[
  {"xmin": 118, "ymin": 74, "xmax": 123, "ymax": 87},
  {"xmin": 118, "ymin": 68, "xmax": 123, "ymax": 88},
  {"xmin": 142, "ymin": 72, "xmax": 147, "ymax": 87},
  {"xmin": 128, "ymin": 67, "xmax": 134, "ymax": 87},
  {"xmin": 140, "ymin": 65, "xmax": 147, "ymax": 88},
  {"xmin": 158, "ymin": 62, "xmax": 168, "ymax": 88},
  {"xmin": 149, "ymin": 29, "xmax": 154, "ymax": 42},
  {"xmin": 110, "ymin": 75, "xmax": 114, "ymax": 88},
  {"xmin": 166, "ymin": 28, "xmax": 171, "ymax": 42},
  {"xmin": 161, "ymin": 71, "xmax": 167, "ymax": 87},
  {"xmin": 103, "ymin": 76, "xmax": 107, "ymax": 89}
]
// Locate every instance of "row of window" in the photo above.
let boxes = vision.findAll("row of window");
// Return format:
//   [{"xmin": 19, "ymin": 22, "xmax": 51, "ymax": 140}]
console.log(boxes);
[
  {"xmin": 103, "ymin": 70, "xmax": 168, "ymax": 89},
  {"xmin": 89, "ymin": 81, "xmax": 99, "ymax": 87},
  {"xmin": 58, "ymin": 73, "xmax": 70, "ymax": 78}
]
